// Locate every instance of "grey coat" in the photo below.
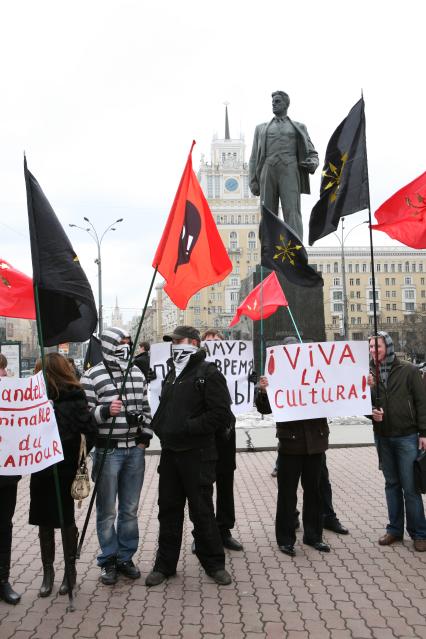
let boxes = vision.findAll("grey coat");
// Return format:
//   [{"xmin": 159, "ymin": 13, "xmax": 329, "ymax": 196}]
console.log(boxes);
[{"xmin": 249, "ymin": 118, "xmax": 319, "ymax": 196}]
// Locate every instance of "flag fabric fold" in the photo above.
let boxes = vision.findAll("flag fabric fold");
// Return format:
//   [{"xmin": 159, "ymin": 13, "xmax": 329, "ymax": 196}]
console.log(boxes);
[
  {"xmin": 152, "ymin": 141, "xmax": 232, "ymax": 309},
  {"xmin": 370, "ymin": 171, "xmax": 426, "ymax": 249},
  {"xmin": 229, "ymin": 271, "xmax": 288, "ymax": 327},
  {"xmin": 309, "ymin": 98, "xmax": 369, "ymax": 245},
  {"xmin": 260, "ymin": 206, "xmax": 323, "ymax": 288},
  {"xmin": 0, "ymin": 258, "xmax": 36, "ymax": 320},
  {"xmin": 24, "ymin": 158, "xmax": 98, "ymax": 346},
  {"xmin": 83, "ymin": 334, "xmax": 103, "ymax": 370}
]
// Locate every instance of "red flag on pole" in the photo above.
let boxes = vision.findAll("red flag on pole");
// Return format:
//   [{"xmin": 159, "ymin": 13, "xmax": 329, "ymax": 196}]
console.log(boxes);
[
  {"xmin": 152, "ymin": 141, "xmax": 232, "ymax": 309},
  {"xmin": 371, "ymin": 171, "xmax": 426, "ymax": 249},
  {"xmin": 229, "ymin": 271, "xmax": 288, "ymax": 327},
  {"xmin": 0, "ymin": 259, "xmax": 36, "ymax": 319}
]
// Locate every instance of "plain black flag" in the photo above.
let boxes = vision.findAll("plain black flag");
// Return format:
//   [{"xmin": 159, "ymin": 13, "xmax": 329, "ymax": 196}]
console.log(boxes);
[
  {"xmin": 260, "ymin": 206, "xmax": 323, "ymax": 288},
  {"xmin": 309, "ymin": 98, "xmax": 369, "ymax": 245},
  {"xmin": 24, "ymin": 158, "xmax": 98, "ymax": 346}
]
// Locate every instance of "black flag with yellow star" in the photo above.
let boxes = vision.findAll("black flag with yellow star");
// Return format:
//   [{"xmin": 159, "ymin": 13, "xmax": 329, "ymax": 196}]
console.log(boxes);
[
  {"xmin": 308, "ymin": 98, "xmax": 369, "ymax": 245},
  {"xmin": 261, "ymin": 206, "xmax": 323, "ymax": 288}
]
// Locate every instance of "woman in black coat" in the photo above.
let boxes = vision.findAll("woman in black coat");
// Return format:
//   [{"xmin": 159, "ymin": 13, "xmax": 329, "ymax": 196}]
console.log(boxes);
[
  {"xmin": 30, "ymin": 354, "xmax": 97, "ymax": 597},
  {"xmin": 0, "ymin": 354, "xmax": 21, "ymax": 605}
]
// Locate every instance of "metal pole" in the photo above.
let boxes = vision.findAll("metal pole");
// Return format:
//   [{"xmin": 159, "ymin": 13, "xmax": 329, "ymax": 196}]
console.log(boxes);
[
  {"xmin": 341, "ymin": 218, "xmax": 349, "ymax": 339},
  {"xmin": 97, "ymin": 241, "xmax": 103, "ymax": 336}
]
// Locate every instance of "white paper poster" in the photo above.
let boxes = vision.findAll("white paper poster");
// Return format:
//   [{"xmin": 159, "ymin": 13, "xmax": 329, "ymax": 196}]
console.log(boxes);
[
  {"xmin": 0, "ymin": 371, "xmax": 64, "ymax": 475},
  {"xmin": 265, "ymin": 340, "xmax": 372, "ymax": 421}
]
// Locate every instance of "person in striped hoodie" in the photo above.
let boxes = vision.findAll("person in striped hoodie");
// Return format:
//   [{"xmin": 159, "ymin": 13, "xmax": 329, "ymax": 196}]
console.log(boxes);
[{"xmin": 81, "ymin": 327, "xmax": 152, "ymax": 585}]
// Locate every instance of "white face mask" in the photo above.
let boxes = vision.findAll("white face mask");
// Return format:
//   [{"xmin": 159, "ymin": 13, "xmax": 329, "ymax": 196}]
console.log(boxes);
[
  {"xmin": 171, "ymin": 343, "xmax": 198, "ymax": 367},
  {"xmin": 115, "ymin": 343, "xmax": 131, "ymax": 361}
]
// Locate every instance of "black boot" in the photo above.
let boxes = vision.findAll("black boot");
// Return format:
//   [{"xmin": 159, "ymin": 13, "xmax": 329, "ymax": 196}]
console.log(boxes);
[
  {"xmin": 39, "ymin": 527, "xmax": 55, "ymax": 597},
  {"xmin": 0, "ymin": 552, "xmax": 21, "ymax": 605},
  {"xmin": 59, "ymin": 525, "xmax": 78, "ymax": 595}
]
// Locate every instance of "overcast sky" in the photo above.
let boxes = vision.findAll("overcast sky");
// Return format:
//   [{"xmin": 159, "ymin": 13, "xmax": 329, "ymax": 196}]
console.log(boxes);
[{"xmin": 1, "ymin": 0, "xmax": 425, "ymax": 321}]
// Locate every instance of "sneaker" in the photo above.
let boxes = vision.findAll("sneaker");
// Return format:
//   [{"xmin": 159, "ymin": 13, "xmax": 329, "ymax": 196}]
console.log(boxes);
[
  {"xmin": 117, "ymin": 560, "xmax": 141, "ymax": 579},
  {"xmin": 100, "ymin": 560, "xmax": 117, "ymax": 585},
  {"xmin": 208, "ymin": 569, "xmax": 232, "ymax": 585},
  {"xmin": 145, "ymin": 570, "xmax": 168, "ymax": 587}
]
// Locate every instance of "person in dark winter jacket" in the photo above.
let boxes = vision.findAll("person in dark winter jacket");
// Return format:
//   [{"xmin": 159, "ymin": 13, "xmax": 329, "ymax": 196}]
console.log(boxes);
[
  {"xmin": 369, "ymin": 331, "xmax": 426, "ymax": 551},
  {"xmin": 256, "ymin": 337, "xmax": 331, "ymax": 557},
  {"xmin": 133, "ymin": 342, "xmax": 151, "ymax": 381},
  {"xmin": 200, "ymin": 329, "xmax": 243, "ymax": 551},
  {"xmin": 145, "ymin": 325, "xmax": 234, "ymax": 588},
  {"xmin": 30, "ymin": 353, "xmax": 97, "ymax": 597},
  {"xmin": 81, "ymin": 328, "xmax": 152, "ymax": 585},
  {"xmin": 0, "ymin": 354, "xmax": 21, "ymax": 605}
]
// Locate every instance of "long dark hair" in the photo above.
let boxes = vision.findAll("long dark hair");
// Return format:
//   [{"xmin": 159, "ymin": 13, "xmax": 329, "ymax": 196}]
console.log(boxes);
[{"xmin": 34, "ymin": 353, "xmax": 81, "ymax": 399}]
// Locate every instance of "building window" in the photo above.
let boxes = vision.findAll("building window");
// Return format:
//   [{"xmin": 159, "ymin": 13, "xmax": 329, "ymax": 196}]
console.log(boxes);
[
  {"xmin": 355, "ymin": 264, "xmax": 359, "ymax": 273},
  {"xmin": 376, "ymin": 263, "xmax": 381, "ymax": 272},
  {"xmin": 386, "ymin": 304, "xmax": 391, "ymax": 310},
  {"xmin": 391, "ymin": 278, "xmax": 396, "ymax": 285},
  {"xmin": 391, "ymin": 264, "xmax": 395, "ymax": 273},
  {"xmin": 348, "ymin": 264, "xmax": 353, "ymax": 273},
  {"xmin": 393, "ymin": 317, "xmax": 397, "ymax": 323},
  {"xmin": 392, "ymin": 303, "xmax": 397, "ymax": 310},
  {"xmin": 333, "ymin": 304, "xmax": 343, "ymax": 312},
  {"xmin": 384, "ymin": 264, "xmax": 388, "ymax": 272},
  {"xmin": 333, "ymin": 291, "xmax": 343, "ymax": 300},
  {"xmin": 405, "ymin": 276, "xmax": 412, "ymax": 285},
  {"xmin": 419, "ymin": 264, "xmax": 423, "ymax": 273},
  {"xmin": 356, "ymin": 291, "xmax": 361, "ymax": 299},
  {"xmin": 392, "ymin": 291, "xmax": 396, "ymax": 298},
  {"xmin": 350, "ymin": 291, "xmax": 354, "ymax": 298},
  {"xmin": 385, "ymin": 278, "xmax": 390, "ymax": 285},
  {"xmin": 248, "ymin": 241, "xmax": 256, "ymax": 249},
  {"xmin": 349, "ymin": 278, "xmax": 354, "ymax": 286},
  {"xmin": 363, "ymin": 263, "xmax": 367, "ymax": 272},
  {"xmin": 248, "ymin": 231, "xmax": 256, "ymax": 239},
  {"xmin": 422, "ymin": 290, "xmax": 426, "ymax": 298},
  {"xmin": 405, "ymin": 302, "xmax": 415, "ymax": 311},
  {"xmin": 351, "ymin": 317, "xmax": 356, "ymax": 324},
  {"xmin": 356, "ymin": 278, "xmax": 360, "ymax": 286},
  {"xmin": 405, "ymin": 262, "xmax": 410, "ymax": 272},
  {"xmin": 398, "ymin": 264, "xmax": 402, "ymax": 272},
  {"xmin": 230, "ymin": 241, "xmax": 237, "ymax": 249},
  {"xmin": 230, "ymin": 278, "xmax": 239, "ymax": 287},
  {"xmin": 405, "ymin": 289, "xmax": 415, "ymax": 299},
  {"xmin": 412, "ymin": 263, "xmax": 416, "ymax": 272},
  {"xmin": 332, "ymin": 316, "xmax": 338, "ymax": 326},
  {"xmin": 333, "ymin": 277, "xmax": 340, "ymax": 286},
  {"xmin": 350, "ymin": 304, "xmax": 355, "ymax": 312},
  {"xmin": 357, "ymin": 317, "xmax": 362, "ymax": 324},
  {"xmin": 326, "ymin": 264, "xmax": 331, "ymax": 273},
  {"xmin": 387, "ymin": 317, "xmax": 391, "ymax": 323},
  {"xmin": 334, "ymin": 262, "xmax": 339, "ymax": 273},
  {"xmin": 193, "ymin": 306, "xmax": 200, "ymax": 314},
  {"xmin": 357, "ymin": 304, "xmax": 362, "ymax": 311}
]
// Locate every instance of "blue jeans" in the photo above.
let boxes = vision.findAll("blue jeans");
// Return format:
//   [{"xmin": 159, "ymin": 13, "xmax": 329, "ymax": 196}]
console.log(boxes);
[
  {"xmin": 375, "ymin": 434, "xmax": 426, "ymax": 540},
  {"xmin": 92, "ymin": 446, "xmax": 145, "ymax": 566}
]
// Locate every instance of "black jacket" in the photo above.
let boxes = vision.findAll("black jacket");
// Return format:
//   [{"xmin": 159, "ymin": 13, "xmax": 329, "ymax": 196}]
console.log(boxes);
[
  {"xmin": 370, "ymin": 357, "xmax": 426, "ymax": 438},
  {"xmin": 255, "ymin": 389, "xmax": 329, "ymax": 455},
  {"xmin": 133, "ymin": 351, "xmax": 150, "ymax": 380},
  {"xmin": 151, "ymin": 349, "xmax": 233, "ymax": 452}
]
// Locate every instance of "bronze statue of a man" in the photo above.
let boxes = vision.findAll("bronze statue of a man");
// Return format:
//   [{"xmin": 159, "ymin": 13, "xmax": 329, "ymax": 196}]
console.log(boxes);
[{"xmin": 249, "ymin": 91, "xmax": 319, "ymax": 240}]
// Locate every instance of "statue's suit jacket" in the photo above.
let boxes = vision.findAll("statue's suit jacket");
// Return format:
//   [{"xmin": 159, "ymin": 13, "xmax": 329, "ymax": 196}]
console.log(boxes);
[{"xmin": 249, "ymin": 118, "xmax": 319, "ymax": 197}]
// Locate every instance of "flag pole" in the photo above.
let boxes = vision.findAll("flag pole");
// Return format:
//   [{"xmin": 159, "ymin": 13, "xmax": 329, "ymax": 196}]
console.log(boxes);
[
  {"xmin": 363, "ymin": 92, "xmax": 381, "ymax": 405},
  {"xmin": 286, "ymin": 306, "xmax": 303, "ymax": 343},
  {"xmin": 77, "ymin": 266, "xmax": 158, "ymax": 557},
  {"xmin": 33, "ymin": 284, "xmax": 75, "ymax": 612}
]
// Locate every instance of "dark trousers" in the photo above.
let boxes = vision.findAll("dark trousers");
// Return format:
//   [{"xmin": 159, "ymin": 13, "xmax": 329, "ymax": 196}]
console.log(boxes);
[
  {"xmin": 215, "ymin": 471, "xmax": 235, "ymax": 537},
  {"xmin": 276, "ymin": 451, "xmax": 323, "ymax": 546},
  {"xmin": 0, "ymin": 484, "xmax": 18, "ymax": 555},
  {"xmin": 320, "ymin": 453, "xmax": 336, "ymax": 522},
  {"xmin": 154, "ymin": 448, "xmax": 225, "ymax": 576}
]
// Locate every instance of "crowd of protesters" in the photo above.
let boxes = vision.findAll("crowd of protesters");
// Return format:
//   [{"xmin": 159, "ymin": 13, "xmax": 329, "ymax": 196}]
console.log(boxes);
[{"xmin": 1, "ymin": 327, "xmax": 426, "ymax": 606}]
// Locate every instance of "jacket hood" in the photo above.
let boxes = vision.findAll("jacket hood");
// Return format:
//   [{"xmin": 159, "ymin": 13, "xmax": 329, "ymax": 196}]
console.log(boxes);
[{"xmin": 101, "ymin": 327, "xmax": 131, "ymax": 365}]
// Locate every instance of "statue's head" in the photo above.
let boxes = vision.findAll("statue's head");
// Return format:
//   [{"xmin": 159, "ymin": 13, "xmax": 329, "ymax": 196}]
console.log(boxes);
[{"xmin": 271, "ymin": 91, "xmax": 290, "ymax": 117}]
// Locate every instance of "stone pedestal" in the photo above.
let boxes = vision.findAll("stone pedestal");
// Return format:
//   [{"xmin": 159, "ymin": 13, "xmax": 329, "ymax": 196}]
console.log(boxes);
[{"xmin": 237, "ymin": 265, "xmax": 326, "ymax": 373}]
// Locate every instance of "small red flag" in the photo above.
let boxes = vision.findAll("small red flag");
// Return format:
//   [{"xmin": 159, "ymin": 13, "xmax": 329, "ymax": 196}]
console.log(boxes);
[
  {"xmin": 229, "ymin": 271, "xmax": 288, "ymax": 327},
  {"xmin": 371, "ymin": 171, "xmax": 426, "ymax": 249},
  {"xmin": 153, "ymin": 141, "xmax": 232, "ymax": 309},
  {"xmin": 0, "ymin": 259, "xmax": 36, "ymax": 319}
]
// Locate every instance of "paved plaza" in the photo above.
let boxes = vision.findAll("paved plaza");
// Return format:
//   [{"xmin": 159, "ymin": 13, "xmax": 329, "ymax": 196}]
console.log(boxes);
[{"xmin": 1, "ymin": 447, "xmax": 426, "ymax": 639}]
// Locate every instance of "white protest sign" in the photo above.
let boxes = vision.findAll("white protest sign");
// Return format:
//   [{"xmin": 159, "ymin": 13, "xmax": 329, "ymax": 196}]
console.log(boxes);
[
  {"xmin": 265, "ymin": 340, "xmax": 371, "ymax": 421},
  {"xmin": 148, "ymin": 340, "xmax": 255, "ymax": 416},
  {"xmin": 0, "ymin": 371, "xmax": 64, "ymax": 475},
  {"xmin": 148, "ymin": 342, "xmax": 172, "ymax": 415},
  {"xmin": 203, "ymin": 340, "xmax": 255, "ymax": 415}
]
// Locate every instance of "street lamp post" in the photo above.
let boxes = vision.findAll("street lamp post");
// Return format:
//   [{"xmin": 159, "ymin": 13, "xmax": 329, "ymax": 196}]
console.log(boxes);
[
  {"xmin": 69, "ymin": 217, "xmax": 123, "ymax": 336},
  {"xmin": 334, "ymin": 218, "xmax": 368, "ymax": 339}
]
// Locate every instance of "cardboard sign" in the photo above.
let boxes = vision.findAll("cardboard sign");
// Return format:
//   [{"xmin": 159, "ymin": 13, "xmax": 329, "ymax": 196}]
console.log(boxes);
[
  {"xmin": 265, "ymin": 340, "xmax": 371, "ymax": 421},
  {"xmin": 148, "ymin": 340, "xmax": 255, "ymax": 416},
  {"xmin": 0, "ymin": 371, "xmax": 64, "ymax": 475}
]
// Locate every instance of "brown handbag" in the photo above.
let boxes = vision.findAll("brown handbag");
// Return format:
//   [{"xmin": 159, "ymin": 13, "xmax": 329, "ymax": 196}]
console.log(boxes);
[{"xmin": 71, "ymin": 435, "xmax": 91, "ymax": 508}]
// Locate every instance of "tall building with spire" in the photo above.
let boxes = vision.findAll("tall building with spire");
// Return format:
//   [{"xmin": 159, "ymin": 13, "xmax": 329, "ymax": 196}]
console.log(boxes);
[
  {"xmin": 110, "ymin": 297, "xmax": 124, "ymax": 329},
  {"xmin": 155, "ymin": 106, "xmax": 260, "ymax": 335}
]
